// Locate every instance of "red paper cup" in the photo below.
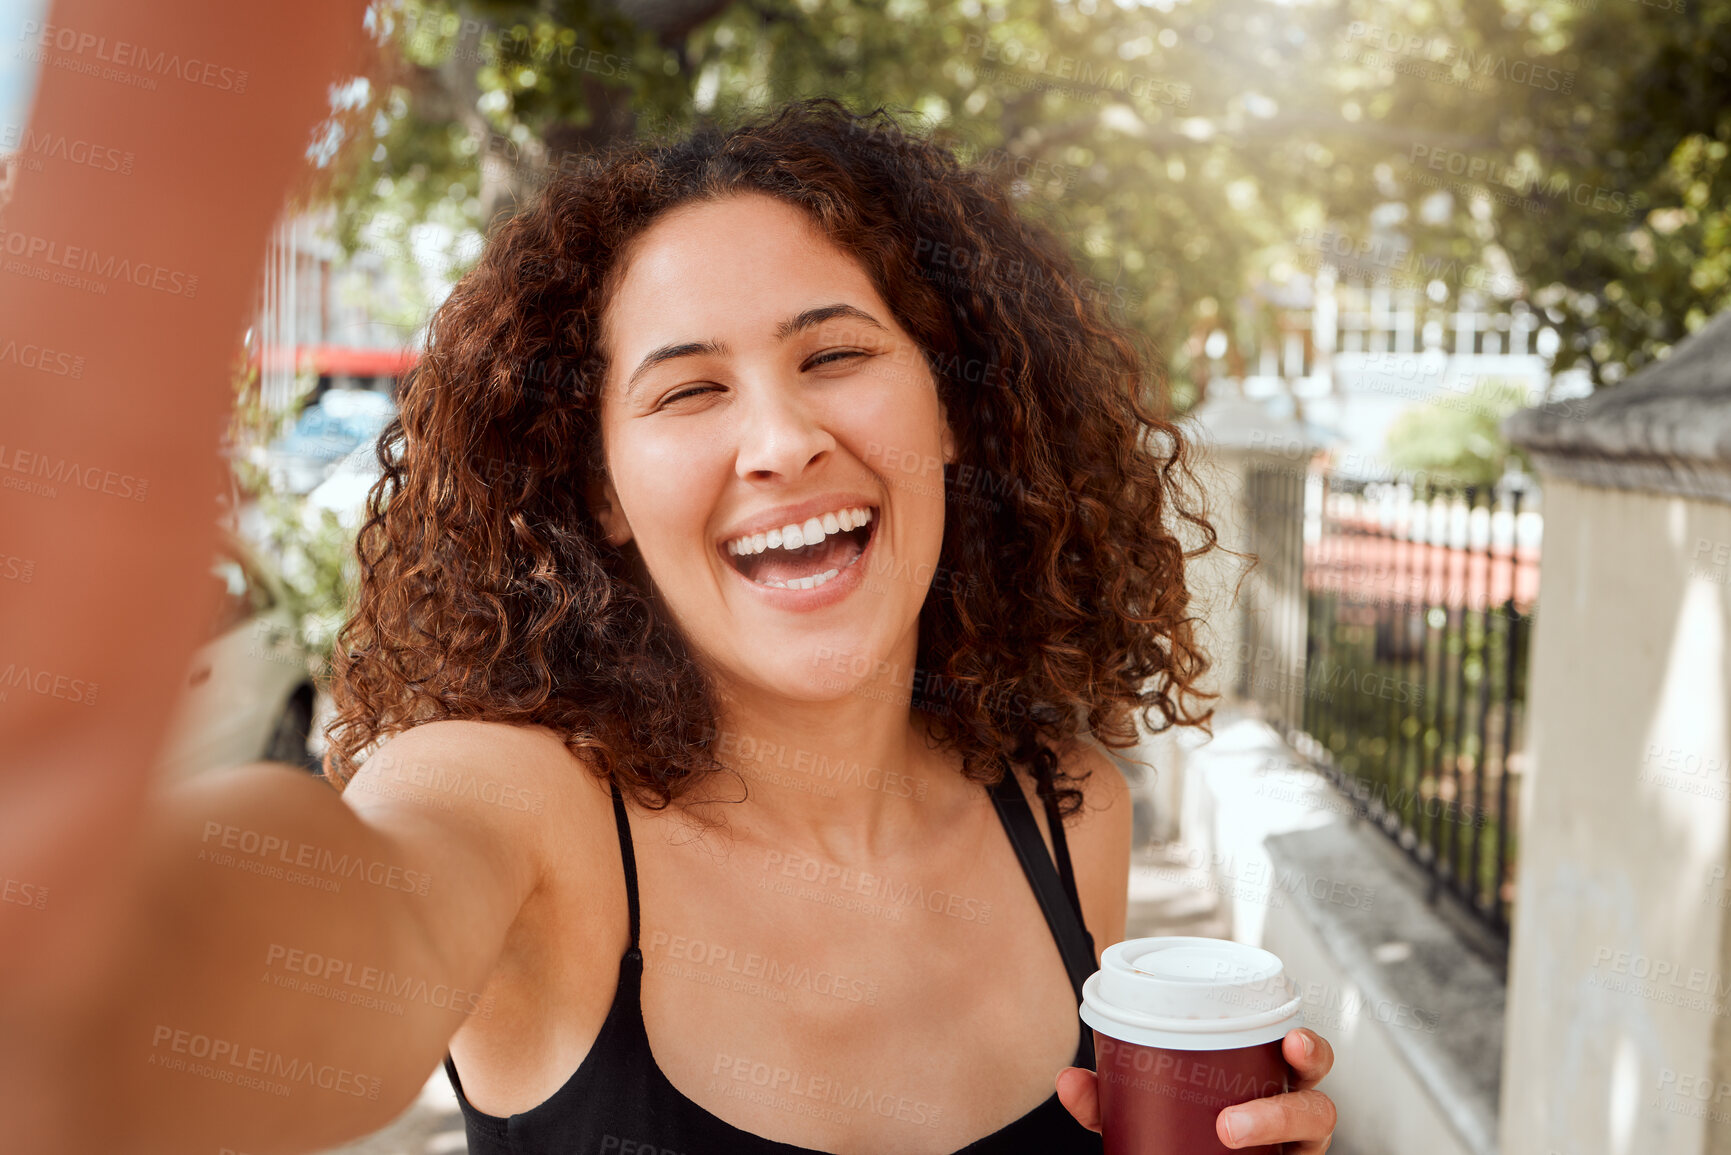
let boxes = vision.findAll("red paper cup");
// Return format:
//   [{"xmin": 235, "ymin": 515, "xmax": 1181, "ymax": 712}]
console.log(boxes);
[{"xmin": 1080, "ymin": 937, "xmax": 1304, "ymax": 1155}]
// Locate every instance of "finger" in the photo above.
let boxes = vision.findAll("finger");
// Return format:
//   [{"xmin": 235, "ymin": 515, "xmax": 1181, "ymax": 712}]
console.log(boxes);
[
  {"xmin": 1282, "ymin": 1028, "xmax": 1335, "ymax": 1091},
  {"xmin": 1053, "ymin": 1066, "xmax": 1102, "ymax": 1133},
  {"xmin": 1217, "ymin": 1088, "xmax": 1337, "ymax": 1150}
]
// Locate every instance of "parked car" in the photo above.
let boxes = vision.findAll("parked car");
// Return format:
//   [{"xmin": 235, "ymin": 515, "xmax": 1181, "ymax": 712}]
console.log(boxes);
[
  {"xmin": 152, "ymin": 531, "xmax": 322, "ymax": 780},
  {"xmin": 261, "ymin": 388, "xmax": 395, "ymax": 495},
  {"xmin": 307, "ymin": 438, "xmax": 385, "ymax": 529}
]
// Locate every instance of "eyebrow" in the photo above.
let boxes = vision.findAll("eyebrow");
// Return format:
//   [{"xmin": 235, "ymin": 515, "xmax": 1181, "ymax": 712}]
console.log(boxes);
[{"xmin": 622, "ymin": 303, "xmax": 889, "ymax": 398}]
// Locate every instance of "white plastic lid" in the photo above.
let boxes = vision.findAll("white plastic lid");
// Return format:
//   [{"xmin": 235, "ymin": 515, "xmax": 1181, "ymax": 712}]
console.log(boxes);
[{"xmin": 1079, "ymin": 936, "xmax": 1304, "ymax": 1051}]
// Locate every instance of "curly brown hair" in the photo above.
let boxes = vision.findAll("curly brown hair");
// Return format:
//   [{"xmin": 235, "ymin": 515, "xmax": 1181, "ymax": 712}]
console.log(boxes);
[{"xmin": 323, "ymin": 96, "xmax": 1218, "ymax": 820}]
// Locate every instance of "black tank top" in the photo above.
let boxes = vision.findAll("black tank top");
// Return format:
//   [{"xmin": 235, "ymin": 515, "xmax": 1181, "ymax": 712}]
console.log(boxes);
[{"xmin": 443, "ymin": 759, "xmax": 1105, "ymax": 1154}]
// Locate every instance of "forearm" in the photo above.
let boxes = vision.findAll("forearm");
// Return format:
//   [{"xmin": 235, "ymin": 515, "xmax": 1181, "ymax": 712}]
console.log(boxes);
[
  {"xmin": 0, "ymin": 0, "xmax": 371, "ymax": 1143},
  {"xmin": 68, "ymin": 764, "xmax": 473, "ymax": 1155}
]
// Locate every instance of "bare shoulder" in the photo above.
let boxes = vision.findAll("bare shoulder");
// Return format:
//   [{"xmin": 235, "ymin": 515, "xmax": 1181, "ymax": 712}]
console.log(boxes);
[
  {"xmin": 340, "ymin": 719, "xmax": 617, "ymax": 889},
  {"xmin": 344, "ymin": 718, "xmax": 603, "ymax": 809}
]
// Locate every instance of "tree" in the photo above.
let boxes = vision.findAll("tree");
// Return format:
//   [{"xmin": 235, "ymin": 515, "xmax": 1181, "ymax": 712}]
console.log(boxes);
[
  {"xmin": 1331, "ymin": 0, "xmax": 1731, "ymax": 387},
  {"xmin": 1384, "ymin": 376, "xmax": 1534, "ymax": 487},
  {"xmin": 315, "ymin": 0, "xmax": 1400, "ymax": 398},
  {"xmin": 310, "ymin": 0, "xmax": 1731, "ymax": 398}
]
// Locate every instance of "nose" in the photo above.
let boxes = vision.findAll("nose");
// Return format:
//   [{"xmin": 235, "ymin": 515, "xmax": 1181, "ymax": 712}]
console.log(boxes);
[{"xmin": 734, "ymin": 381, "xmax": 836, "ymax": 482}]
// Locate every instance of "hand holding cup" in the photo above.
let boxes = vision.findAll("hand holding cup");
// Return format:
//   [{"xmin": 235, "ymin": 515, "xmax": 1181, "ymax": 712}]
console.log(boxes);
[
  {"xmin": 1055, "ymin": 937, "xmax": 1339, "ymax": 1153},
  {"xmin": 1056, "ymin": 1025, "xmax": 1338, "ymax": 1151}
]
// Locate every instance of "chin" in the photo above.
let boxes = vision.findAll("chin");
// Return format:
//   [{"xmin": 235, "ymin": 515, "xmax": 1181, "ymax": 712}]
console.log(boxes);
[{"xmin": 726, "ymin": 645, "xmax": 895, "ymax": 705}]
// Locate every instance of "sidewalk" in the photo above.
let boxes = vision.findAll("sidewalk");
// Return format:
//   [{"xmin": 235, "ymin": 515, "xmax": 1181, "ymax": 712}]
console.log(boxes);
[
  {"xmin": 315, "ymin": 1074, "xmax": 464, "ymax": 1155},
  {"xmin": 1126, "ymin": 836, "xmax": 1234, "ymax": 940}
]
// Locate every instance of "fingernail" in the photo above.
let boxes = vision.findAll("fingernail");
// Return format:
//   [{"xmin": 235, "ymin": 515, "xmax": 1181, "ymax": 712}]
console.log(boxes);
[
  {"xmin": 1222, "ymin": 1109, "xmax": 1246, "ymax": 1145},
  {"xmin": 1301, "ymin": 1031, "xmax": 1316, "ymax": 1058}
]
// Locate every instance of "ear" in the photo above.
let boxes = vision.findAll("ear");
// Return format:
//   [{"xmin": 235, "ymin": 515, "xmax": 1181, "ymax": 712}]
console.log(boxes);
[
  {"xmin": 939, "ymin": 400, "xmax": 958, "ymax": 466},
  {"xmin": 586, "ymin": 474, "xmax": 634, "ymax": 547}
]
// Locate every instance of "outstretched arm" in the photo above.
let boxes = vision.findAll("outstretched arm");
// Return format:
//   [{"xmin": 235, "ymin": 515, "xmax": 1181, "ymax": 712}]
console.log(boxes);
[
  {"xmin": 0, "ymin": 0, "xmax": 377, "ymax": 1146},
  {"xmin": 74, "ymin": 727, "xmax": 549, "ymax": 1154}
]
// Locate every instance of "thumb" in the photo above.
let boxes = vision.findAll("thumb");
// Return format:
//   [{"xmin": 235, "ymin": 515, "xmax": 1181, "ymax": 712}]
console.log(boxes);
[{"xmin": 1054, "ymin": 1066, "xmax": 1102, "ymax": 1133}]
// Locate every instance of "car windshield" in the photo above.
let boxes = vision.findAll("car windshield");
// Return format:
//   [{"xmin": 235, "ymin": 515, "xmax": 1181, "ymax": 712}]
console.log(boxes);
[
  {"xmin": 289, "ymin": 395, "xmax": 393, "ymax": 444},
  {"xmin": 292, "ymin": 408, "xmax": 339, "ymax": 439}
]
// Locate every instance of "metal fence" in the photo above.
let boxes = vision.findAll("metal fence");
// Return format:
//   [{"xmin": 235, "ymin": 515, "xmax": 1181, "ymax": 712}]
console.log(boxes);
[{"xmin": 1242, "ymin": 465, "xmax": 1539, "ymax": 942}]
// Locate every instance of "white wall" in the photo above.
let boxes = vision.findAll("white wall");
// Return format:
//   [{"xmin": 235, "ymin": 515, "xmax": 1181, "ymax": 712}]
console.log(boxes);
[{"xmin": 1500, "ymin": 478, "xmax": 1731, "ymax": 1155}]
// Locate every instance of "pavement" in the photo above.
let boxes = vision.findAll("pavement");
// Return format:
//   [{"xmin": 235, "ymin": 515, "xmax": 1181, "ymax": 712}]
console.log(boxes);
[
  {"xmin": 1125, "ymin": 836, "xmax": 1236, "ymax": 941},
  {"xmin": 315, "ymin": 1073, "xmax": 464, "ymax": 1155}
]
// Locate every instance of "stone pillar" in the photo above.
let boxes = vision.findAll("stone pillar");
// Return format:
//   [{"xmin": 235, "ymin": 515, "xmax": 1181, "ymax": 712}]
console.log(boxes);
[{"xmin": 1500, "ymin": 310, "xmax": 1731, "ymax": 1155}]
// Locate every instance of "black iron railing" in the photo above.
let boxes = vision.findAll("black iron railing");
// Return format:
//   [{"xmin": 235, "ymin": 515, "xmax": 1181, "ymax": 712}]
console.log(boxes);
[{"xmin": 1244, "ymin": 466, "xmax": 1537, "ymax": 943}]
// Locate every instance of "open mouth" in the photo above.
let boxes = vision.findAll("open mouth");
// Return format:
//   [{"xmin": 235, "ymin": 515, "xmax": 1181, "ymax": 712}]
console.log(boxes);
[{"xmin": 722, "ymin": 506, "xmax": 877, "ymax": 591}]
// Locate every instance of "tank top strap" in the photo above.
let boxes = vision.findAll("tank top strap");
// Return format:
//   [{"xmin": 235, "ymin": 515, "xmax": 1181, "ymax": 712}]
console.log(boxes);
[
  {"xmin": 611, "ymin": 779, "xmax": 642, "ymax": 956},
  {"xmin": 1037, "ymin": 768, "xmax": 1086, "ymax": 924},
  {"xmin": 986, "ymin": 756, "xmax": 1098, "ymax": 1004}
]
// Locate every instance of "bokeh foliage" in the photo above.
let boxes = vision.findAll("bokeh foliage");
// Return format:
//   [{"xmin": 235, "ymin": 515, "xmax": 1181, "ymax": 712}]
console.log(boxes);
[{"xmin": 313, "ymin": 0, "xmax": 1731, "ymax": 398}]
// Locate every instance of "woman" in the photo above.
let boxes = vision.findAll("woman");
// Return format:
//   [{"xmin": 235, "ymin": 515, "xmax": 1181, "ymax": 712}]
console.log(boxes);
[{"xmin": 69, "ymin": 98, "xmax": 1339, "ymax": 1153}]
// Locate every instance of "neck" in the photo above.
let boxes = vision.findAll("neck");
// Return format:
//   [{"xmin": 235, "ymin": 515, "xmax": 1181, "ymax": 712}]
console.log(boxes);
[{"xmin": 692, "ymin": 670, "xmax": 976, "ymax": 864}]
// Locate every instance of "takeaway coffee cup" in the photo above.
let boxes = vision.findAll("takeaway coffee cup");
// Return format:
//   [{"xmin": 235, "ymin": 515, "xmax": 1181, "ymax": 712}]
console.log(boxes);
[{"xmin": 1079, "ymin": 936, "xmax": 1304, "ymax": 1155}]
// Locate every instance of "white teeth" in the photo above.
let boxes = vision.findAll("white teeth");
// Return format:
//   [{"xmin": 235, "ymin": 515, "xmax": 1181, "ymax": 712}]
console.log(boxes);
[
  {"xmin": 760, "ymin": 566, "xmax": 843, "ymax": 590},
  {"xmin": 721, "ymin": 505, "xmax": 876, "ymax": 559}
]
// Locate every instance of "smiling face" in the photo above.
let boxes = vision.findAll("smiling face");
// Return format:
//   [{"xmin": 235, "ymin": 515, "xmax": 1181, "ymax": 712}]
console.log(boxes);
[{"xmin": 593, "ymin": 192, "xmax": 956, "ymax": 705}]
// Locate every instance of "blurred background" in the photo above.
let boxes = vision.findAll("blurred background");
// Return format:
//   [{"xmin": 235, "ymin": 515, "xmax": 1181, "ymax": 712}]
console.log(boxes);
[{"xmin": 5, "ymin": 0, "xmax": 1729, "ymax": 1150}]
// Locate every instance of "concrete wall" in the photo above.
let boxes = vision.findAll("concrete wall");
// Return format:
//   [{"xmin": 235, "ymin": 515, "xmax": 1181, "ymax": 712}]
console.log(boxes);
[
  {"xmin": 1121, "ymin": 432, "xmax": 1258, "ymax": 845},
  {"xmin": 1134, "ymin": 409, "xmax": 1312, "ymax": 846},
  {"xmin": 1263, "ymin": 888, "xmax": 1485, "ymax": 1155},
  {"xmin": 1499, "ymin": 477, "xmax": 1731, "ymax": 1155},
  {"xmin": 1183, "ymin": 440, "xmax": 1256, "ymax": 707}
]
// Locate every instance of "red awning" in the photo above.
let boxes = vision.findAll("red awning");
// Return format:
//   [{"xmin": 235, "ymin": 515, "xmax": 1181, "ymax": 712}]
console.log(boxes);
[{"xmin": 253, "ymin": 344, "xmax": 420, "ymax": 376}]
